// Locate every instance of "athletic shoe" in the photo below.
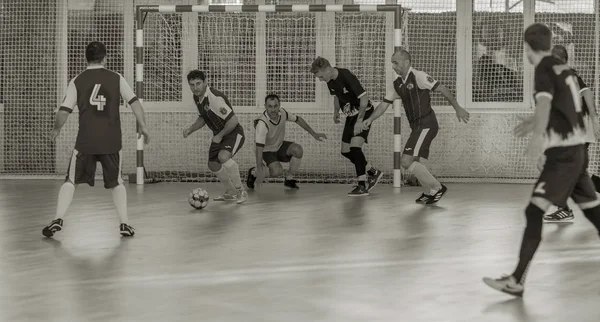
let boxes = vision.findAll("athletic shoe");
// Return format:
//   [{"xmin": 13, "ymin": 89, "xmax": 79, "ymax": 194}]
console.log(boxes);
[
  {"xmin": 544, "ymin": 207, "xmax": 574, "ymax": 222},
  {"xmin": 120, "ymin": 223, "xmax": 135, "ymax": 237},
  {"xmin": 482, "ymin": 274, "xmax": 524, "ymax": 297},
  {"xmin": 426, "ymin": 184, "xmax": 448, "ymax": 204},
  {"xmin": 236, "ymin": 189, "xmax": 248, "ymax": 204},
  {"xmin": 284, "ymin": 179, "xmax": 299, "ymax": 189},
  {"xmin": 214, "ymin": 193, "xmax": 237, "ymax": 201},
  {"xmin": 348, "ymin": 184, "xmax": 369, "ymax": 196},
  {"xmin": 366, "ymin": 169, "xmax": 383, "ymax": 192},
  {"xmin": 246, "ymin": 167, "xmax": 257, "ymax": 189},
  {"xmin": 415, "ymin": 193, "xmax": 432, "ymax": 204},
  {"xmin": 42, "ymin": 218, "xmax": 63, "ymax": 238}
]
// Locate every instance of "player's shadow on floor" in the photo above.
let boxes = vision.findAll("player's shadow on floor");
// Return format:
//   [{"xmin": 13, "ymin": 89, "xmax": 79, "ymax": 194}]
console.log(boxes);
[{"xmin": 482, "ymin": 298, "xmax": 531, "ymax": 322}]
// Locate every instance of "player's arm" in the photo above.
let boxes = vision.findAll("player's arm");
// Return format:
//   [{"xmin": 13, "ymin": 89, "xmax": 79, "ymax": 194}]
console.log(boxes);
[
  {"xmin": 285, "ymin": 109, "xmax": 326, "ymax": 141},
  {"xmin": 184, "ymin": 116, "xmax": 206, "ymax": 137},
  {"xmin": 578, "ymin": 76, "xmax": 599, "ymax": 136},
  {"xmin": 49, "ymin": 79, "xmax": 76, "ymax": 140},
  {"xmin": 517, "ymin": 65, "xmax": 553, "ymax": 137},
  {"xmin": 213, "ymin": 94, "xmax": 239, "ymax": 140},
  {"xmin": 414, "ymin": 70, "xmax": 468, "ymax": 123},
  {"xmin": 120, "ymin": 74, "xmax": 150, "ymax": 143},
  {"xmin": 364, "ymin": 83, "xmax": 398, "ymax": 125},
  {"xmin": 215, "ymin": 114, "xmax": 239, "ymax": 140}
]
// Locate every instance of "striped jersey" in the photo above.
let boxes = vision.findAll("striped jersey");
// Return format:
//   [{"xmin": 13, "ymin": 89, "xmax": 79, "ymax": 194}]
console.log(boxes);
[
  {"xmin": 193, "ymin": 86, "xmax": 241, "ymax": 135},
  {"xmin": 254, "ymin": 108, "xmax": 298, "ymax": 152}
]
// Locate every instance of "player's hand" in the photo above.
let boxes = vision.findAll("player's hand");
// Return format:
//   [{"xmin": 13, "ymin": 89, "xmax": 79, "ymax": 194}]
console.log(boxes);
[
  {"xmin": 333, "ymin": 112, "xmax": 341, "ymax": 124},
  {"xmin": 255, "ymin": 169, "xmax": 265, "ymax": 188},
  {"xmin": 313, "ymin": 133, "xmax": 327, "ymax": 141},
  {"xmin": 212, "ymin": 134, "xmax": 223, "ymax": 144},
  {"xmin": 183, "ymin": 128, "xmax": 191, "ymax": 138},
  {"xmin": 455, "ymin": 107, "xmax": 470, "ymax": 123},
  {"xmin": 353, "ymin": 123, "xmax": 363, "ymax": 135},
  {"xmin": 526, "ymin": 133, "xmax": 545, "ymax": 165},
  {"xmin": 362, "ymin": 119, "xmax": 373, "ymax": 131},
  {"xmin": 138, "ymin": 127, "xmax": 150, "ymax": 144},
  {"xmin": 514, "ymin": 115, "xmax": 535, "ymax": 137},
  {"xmin": 48, "ymin": 129, "xmax": 61, "ymax": 141}
]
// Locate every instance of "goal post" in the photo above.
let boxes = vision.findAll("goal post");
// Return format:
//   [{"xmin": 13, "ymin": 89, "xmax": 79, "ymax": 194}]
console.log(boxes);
[{"xmin": 134, "ymin": 4, "xmax": 406, "ymax": 187}]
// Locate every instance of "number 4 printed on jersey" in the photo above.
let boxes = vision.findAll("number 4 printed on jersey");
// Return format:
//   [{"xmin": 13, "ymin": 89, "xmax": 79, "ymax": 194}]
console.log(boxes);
[{"xmin": 89, "ymin": 84, "xmax": 106, "ymax": 111}]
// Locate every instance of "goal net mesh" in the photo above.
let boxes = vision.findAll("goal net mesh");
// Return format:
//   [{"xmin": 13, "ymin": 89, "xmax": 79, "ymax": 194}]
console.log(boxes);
[{"xmin": 0, "ymin": 0, "xmax": 598, "ymax": 186}]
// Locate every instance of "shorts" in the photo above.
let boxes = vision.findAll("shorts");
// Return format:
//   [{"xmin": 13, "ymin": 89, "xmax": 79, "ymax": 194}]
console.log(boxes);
[
  {"xmin": 208, "ymin": 126, "xmax": 245, "ymax": 162},
  {"xmin": 342, "ymin": 107, "xmax": 374, "ymax": 144},
  {"xmin": 533, "ymin": 145, "xmax": 597, "ymax": 208},
  {"xmin": 263, "ymin": 141, "xmax": 294, "ymax": 165},
  {"xmin": 403, "ymin": 126, "xmax": 439, "ymax": 159},
  {"xmin": 65, "ymin": 149, "xmax": 123, "ymax": 189}
]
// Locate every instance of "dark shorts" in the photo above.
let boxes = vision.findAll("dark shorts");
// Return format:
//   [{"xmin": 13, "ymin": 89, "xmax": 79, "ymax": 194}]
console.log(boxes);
[
  {"xmin": 65, "ymin": 150, "xmax": 123, "ymax": 189},
  {"xmin": 533, "ymin": 145, "xmax": 598, "ymax": 208},
  {"xmin": 208, "ymin": 126, "xmax": 245, "ymax": 162},
  {"xmin": 342, "ymin": 107, "xmax": 374, "ymax": 144},
  {"xmin": 403, "ymin": 126, "xmax": 439, "ymax": 159},
  {"xmin": 263, "ymin": 141, "xmax": 294, "ymax": 165}
]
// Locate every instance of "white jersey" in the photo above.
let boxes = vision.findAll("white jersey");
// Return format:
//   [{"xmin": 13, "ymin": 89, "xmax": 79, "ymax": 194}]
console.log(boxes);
[{"xmin": 254, "ymin": 108, "xmax": 298, "ymax": 152}]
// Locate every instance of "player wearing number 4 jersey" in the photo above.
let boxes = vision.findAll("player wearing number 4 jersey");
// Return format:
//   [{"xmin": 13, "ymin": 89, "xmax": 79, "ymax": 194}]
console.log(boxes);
[
  {"xmin": 246, "ymin": 94, "xmax": 327, "ymax": 190},
  {"xmin": 363, "ymin": 49, "xmax": 470, "ymax": 204},
  {"xmin": 43, "ymin": 42, "xmax": 150, "ymax": 238},
  {"xmin": 483, "ymin": 24, "xmax": 600, "ymax": 297}
]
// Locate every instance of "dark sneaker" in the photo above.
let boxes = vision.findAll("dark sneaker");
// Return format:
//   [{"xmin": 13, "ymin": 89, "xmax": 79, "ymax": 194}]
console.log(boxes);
[
  {"xmin": 120, "ymin": 223, "xmax": 135, "ymax": 237},
  {"xmin": 348, "ymin": 184, "xmax": 369, "ymax": 197},
  {"xmin": 42, "ymin": 218, "xmax": 63, "ymax": 238},
  {"xmin": 246, "ymin": 167, "xmax": 257, "ymax": 189},
  {"xmin": 482, "ymin": 274, "xmax": 524, "ymax": 297},
  {"xmin": 544, "ymin": 207, "xmax": 574, "ymax": 222},
  {"xmin": 415, "ymin": 193, "xmax": 432, "ymax": 204},
  {"xmin": 426, "ymin": 184, "xmax": 448, "ymax": 204},
  {"xmin": 284, "ymin": 179, "xmax": 299, "ymax": 189},
  {"xmin": 366, "ymin": 169, "xmax": 383, "ymax": 192}
]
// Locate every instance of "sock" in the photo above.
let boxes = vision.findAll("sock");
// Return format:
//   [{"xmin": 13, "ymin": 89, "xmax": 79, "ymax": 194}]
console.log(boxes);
[
  {"xmin": 288, "ymin": 156, "xmax": 301, "ymax": 179},
  {"xmin": 215, "ymin": 167, "xmax": 236, "ymax": 193},
  {"xmin": 350, "ymin": 147, "xmax": 367, "ymax": 185},
  {"xmin": 223, "ymin": 159, "xmax": 243, "ymax": 190},
  {"xmin": 54, "ymin": 182, "xmax": 75, "ymax": 220},
  {"xmin": 341, "ymin": 151, "xmax": 354, "ymax": 164},
  {"xmin": 582, "ymin": 205, "xmax": 600, "ymax": 233},
  {"xmin": 512, "ymin": 203, "xmax": 544, "ymax": 284},
  {"xmin": 407, "ymin": 161, "xmax": 441, "ymax": 192},
  {"xmin": 111, "ymin": 184, "xmax": 128, "ymax": 224}
]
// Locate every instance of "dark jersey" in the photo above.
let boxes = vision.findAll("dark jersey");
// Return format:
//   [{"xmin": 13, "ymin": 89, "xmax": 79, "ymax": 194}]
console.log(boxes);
[
  {"xmin": 59, "ymin": 66, "xmax": 137, "ymax": 154},
  {"xmin": 534, "ymin": 56, "xmax": 587, "ymax": 149},
  {"xmin": 326, "ymin": 68, "xmax": 369, "ymax": 116},
  {"xmin": 383, "ymin": 68, "xmax": 439, "ymax": 127},
  {"xmin": 193, "ymin": 86, "xmax": 242, "ymax": 136},
  {"xmin": 573, "ymin": 70, "xmax": 595, "ymax": 143}
]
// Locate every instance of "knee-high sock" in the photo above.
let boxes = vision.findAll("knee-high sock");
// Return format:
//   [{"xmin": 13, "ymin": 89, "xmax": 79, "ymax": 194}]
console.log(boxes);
[
  {"xmin": 591, "ymin": 174, "xmax": 600, "ymax": 193},
  {"xmin": 350, "ymin": 147, "xmax": 367, "ymax": 183},
  {"xmin": 512, "ymin": 203, "xmax": 544, "ymax": 284},
  {"xmin": 54, "ymin": 182, "xmax": 75, "ymax": 220},
  {"xmin": 111, "ymin": 184, "xmax": 129, "ymax": 224},
  {"xmin": 215, "ymin": 167, "xmax": 236, "ymax": 193},
  {"xmin": 407, "ymin": 161, "xmax": 442, "ymax": 193},
  {"xmin": 341, "ymin": 151, "xmax": 354, "ymax": 164},
  {"xmin": 223, "ymin": 159, "xmax": 243, "ymax": 190},
  {"xmin": 582, "ymin": 204, "xmax": 600, "ymax": 233},
  {"xmin": 287, "ymin": 157, "xmax": 301, "ymax": 179}
]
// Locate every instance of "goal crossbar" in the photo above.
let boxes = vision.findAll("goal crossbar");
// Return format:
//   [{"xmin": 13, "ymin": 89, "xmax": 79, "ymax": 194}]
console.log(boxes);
[{"xmin": 134, "ymin": 4, "xmax": 406, "ymax": 187}]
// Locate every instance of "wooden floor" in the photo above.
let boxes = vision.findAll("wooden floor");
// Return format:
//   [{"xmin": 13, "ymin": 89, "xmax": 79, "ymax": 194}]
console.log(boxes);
[{"xmin": 1, "ymin": 180, "xmax": 600, "ymax": 322}]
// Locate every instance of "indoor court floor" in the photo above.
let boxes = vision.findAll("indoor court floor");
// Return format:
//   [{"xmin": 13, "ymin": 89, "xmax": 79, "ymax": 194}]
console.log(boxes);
[{"xmin": 1, "ymin": 180, "xmax": 599, "ymax": 322}]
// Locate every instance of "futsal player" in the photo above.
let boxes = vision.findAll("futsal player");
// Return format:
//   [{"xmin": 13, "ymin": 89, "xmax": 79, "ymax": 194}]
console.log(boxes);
[
  {"xmin": 42, "ymin": 41, "xmax": 150, "ymax": 238},
  {"xmin": 311, "ymin": 57, "xmax": 384, "ymax": 196},
  {"xmin": 483, "ymin": 23, "xmax": 600, "ymax": 297},
  {"xmin": 246, "ymin": 94, "xmax": 327, "ymax": 189},
  {"xmin": 543, "ymin": 44, "xmax": 600, "ymax": 222},
  {"xmin": 363, "ymin": 49, "xmax": 470, "ymax": 204},
  {"xmin": 183, "ymin": 70, "xmax": 247, "ymax": 204}
]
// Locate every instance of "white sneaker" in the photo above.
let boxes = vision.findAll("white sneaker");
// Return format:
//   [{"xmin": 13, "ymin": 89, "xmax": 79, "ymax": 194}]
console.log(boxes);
[
  {"xmin": 236, "ymin": 189, "xmax": 248, "ymax": 204},
  {"xmin": 482, "ymin": 274, "xmax": 524, "ymax": 297},
  {"xmin": 214, "ymin": 192, "xmax": 237, "ymax": 201}
]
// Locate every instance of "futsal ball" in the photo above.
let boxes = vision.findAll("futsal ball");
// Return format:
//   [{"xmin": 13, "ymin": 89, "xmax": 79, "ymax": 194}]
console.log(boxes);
[{"xmin": 188, "ymin": 188, "xmax": 209, "ymax": 209}]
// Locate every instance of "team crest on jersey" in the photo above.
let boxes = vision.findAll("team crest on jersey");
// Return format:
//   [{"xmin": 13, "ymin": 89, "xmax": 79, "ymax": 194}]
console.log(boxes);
[
  {"xmin": 406, "ymin": 83, "xmax": 414, "ymax": 90},
  {"xmin": 427, "ymin": 76, "xmax": 435, "ymax": 83},
  {"xmin": 219, "ymin": 107, "xmax": 227, "ymax": 115}
]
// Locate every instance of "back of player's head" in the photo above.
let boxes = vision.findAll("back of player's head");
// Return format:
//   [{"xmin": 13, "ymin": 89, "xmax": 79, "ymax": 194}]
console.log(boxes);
[
  {"xmin": 265, "ymin": 93, "xmax": 280, "ymax": 105},
  {"xmin": 85, "ymin": 41, "xmax": 106, "ymax": 63},
  {"xmin": 310, "ymin": 57, "xmax": 331, "ymax": 73},
  {"xmin": 187, "ymin": 70, "xmax": 206, "ymax": 82},
  {"xmin": 393, "ymin": 49, "xmax": 412, "ymax": 63},
  {"xmin": 524, "ymin": 23, "xmax": 552, "ymax": 52},
  {"xmin": 552, "ymin": 45, "xmax": 568, "ymax": 63}
]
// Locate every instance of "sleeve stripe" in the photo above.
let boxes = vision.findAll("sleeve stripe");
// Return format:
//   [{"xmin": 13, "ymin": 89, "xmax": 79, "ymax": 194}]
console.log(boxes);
[
  {"xmin": 383, "ymin": 99, "xmax": 394, "ymax": 104},
  {"xmin": 128, "ymin": 97, "xmax": 139, "ymax": 105},
  {"xmin": 431, "ymin": 82, "xmax": 440, "ymax": 92},
  {"xmin": 256, "ymin": 143, "xmax": 265, "ymax": 147},
  {"xmin": 59, "ymin": 106, "xmax": 73, "ymax": 113},
  {"xmin": 535, "ymin": 92, "xmax": 553, "ymax": 100},
  {"xmin": 357, "ymin": 92, "xmax": 367, "ymax": 99},
  {"xmin": 580, "ymin": 87, "xmax": 590, "ymax": 94}
]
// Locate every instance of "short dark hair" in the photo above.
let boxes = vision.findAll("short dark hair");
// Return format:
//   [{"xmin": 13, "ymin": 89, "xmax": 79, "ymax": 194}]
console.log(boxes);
[
  {"xmin": 187, "ymin": 70, "xmax": 206, "ymax": 82},
  {"xmin": 265, "ymin": 93, "xmax": 280, "ymax": 104},
  {"xmin": 310, "ymin": 57, "xmax": 331, "ymax": 73},
  {"xmin": 552, "ymin": 45, "xmax": 568, "ymax": 63},
  {"xmin": 394, "ymin": 49, "xmax": 412, "ymax": 63},
  {"xmin": 85, "ymin": 41, "xmax": 106, "ymax": 63},
  {"xmin": 524, "ymin": 23, "xmax": 552, "ymax": 52}
]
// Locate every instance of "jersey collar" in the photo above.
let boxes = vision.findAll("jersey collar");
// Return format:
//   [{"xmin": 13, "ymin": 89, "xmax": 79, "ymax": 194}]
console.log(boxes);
[
  {"xmin": 397, "ymin": 67, "xmax": 414, "ymax": 83},
  {"xmin": 86, "ymin": 65, "xmax": 104, "ymax": 70}
]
